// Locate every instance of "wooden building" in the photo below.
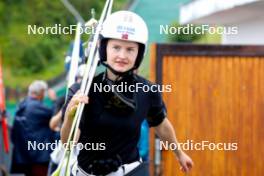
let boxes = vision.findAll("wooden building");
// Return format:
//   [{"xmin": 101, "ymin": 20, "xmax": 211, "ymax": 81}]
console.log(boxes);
[{"xmin": 149, "ymin": 44, "xmax": 264, "ymax": 176}]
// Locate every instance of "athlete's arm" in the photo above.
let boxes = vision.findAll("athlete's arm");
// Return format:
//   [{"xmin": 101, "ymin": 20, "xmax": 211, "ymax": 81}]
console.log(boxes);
[{"xmin": 154, "ymin": 118, "xmax": 194, "ymax": 173}]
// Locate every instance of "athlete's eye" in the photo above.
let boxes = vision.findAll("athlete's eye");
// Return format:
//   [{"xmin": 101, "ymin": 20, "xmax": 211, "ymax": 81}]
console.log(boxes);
[
  {"xmin": 113, "ymin": 45, "xmax": 121, "ymax": 51},
  {"xmin": 127, "ymin": 48, "xmax": 135, "ymax": 53}
]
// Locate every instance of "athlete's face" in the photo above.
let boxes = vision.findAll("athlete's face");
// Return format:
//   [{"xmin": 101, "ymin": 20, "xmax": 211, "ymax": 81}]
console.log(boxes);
[{"xmin": 106, "ymin": 39, "xmax": 139, "ymax": 73}]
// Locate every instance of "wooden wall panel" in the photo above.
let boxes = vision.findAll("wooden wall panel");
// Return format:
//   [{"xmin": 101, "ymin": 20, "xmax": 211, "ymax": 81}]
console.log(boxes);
[
  {"xmin": 149, "ymin": 44, "xmax": 156, "ymax": 176},
  {"xmin": 150, "ymin": 44, "xmax": 264, "ymax": 176}
]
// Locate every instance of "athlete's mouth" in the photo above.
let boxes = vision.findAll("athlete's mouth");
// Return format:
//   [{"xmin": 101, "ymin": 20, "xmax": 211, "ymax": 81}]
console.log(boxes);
[{"xmin": 115, "ymin": 60, "xmax": 128, "ymax": 67}]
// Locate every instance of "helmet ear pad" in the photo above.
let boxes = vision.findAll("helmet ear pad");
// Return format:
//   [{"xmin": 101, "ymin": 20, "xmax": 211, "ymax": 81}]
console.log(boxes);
[
  {"xmin": 99, "ymin": 38, "xmax": 145, "ymax": 70},
  {"xmin": 134, "ymin": 43, "xmax": 145, "ymax": 69},
  {"xmin": 99, "ymin": 37, "xmax": 108, "ymax": 63}
]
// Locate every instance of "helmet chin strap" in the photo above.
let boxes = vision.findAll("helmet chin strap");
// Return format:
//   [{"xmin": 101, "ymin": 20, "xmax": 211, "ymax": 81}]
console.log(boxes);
[{"xmin": 101, "ymin": 62, "xmax": 136, "ymax": 80}]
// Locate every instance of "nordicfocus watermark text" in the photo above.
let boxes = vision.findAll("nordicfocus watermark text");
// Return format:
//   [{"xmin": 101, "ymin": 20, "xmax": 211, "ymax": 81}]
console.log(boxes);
[
  {"xmin": 27, "ymin": 140, "xmax": 106, "ymax": 151},
  {"xmin": 27, "ymin": 24, "xmax": 96, "ymax": 35},
  {"xmin": 160, "ymin": 140, "xmax": 238, "ymax": 151},
  {"xmin": 160, "ymin": 24, "xmax": 238, "ymax": 35},
  {"xmin": 94, "ymin": 82, "xmax": 172, "ymax": 93}
]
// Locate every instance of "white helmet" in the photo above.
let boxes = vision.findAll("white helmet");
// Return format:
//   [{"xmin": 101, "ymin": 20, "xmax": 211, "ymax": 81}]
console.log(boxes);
[{"xmin": 99, "ymin": 11, "xmax": 148, "ymax": 70}]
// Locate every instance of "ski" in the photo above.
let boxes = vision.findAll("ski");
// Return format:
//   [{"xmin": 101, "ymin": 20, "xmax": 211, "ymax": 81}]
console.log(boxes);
[
  {"xmin": 67, "ymin": 22, "xmax": 82, "ymax": 90},
  {"xmin": 52, "ymin": 0, "xmax": 113, "ymax": 175}
]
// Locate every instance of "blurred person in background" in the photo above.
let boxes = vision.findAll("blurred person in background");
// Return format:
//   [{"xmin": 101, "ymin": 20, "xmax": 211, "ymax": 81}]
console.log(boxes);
[{"xmin": 10, "ymin": 80, "xmax": 57, "ymax": 176}]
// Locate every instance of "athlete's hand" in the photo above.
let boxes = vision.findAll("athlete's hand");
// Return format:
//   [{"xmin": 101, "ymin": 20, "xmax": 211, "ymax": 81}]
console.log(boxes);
[
  {"xmin": 66, "ymin": 90, "xmax": 89, "ymax": 120},
  {"xmin": 176, "ymin": 151, "xmax": 193, "ymax": 173}
]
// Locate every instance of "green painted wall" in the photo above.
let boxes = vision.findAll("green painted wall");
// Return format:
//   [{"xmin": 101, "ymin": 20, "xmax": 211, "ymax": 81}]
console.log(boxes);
[{"xmin": 130, "ymin": 0, "xmax": 190, "ymax": 43}]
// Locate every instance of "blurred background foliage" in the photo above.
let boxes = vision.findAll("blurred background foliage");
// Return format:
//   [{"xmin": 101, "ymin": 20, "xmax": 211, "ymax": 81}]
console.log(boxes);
[
  {"xmin": 167, "ymin": 22, "xmax": 204, "ymax": 42},
  {"xmin": 0, "ymin": 0, "xmax": 127, "ymax": 89},
  {"xmin": 0, "ymin": 0, "xmax": 219, "ymax": 89},
  {"xmin": 167, "ymin": 21, "xmax": 221, "ymax": 43}
]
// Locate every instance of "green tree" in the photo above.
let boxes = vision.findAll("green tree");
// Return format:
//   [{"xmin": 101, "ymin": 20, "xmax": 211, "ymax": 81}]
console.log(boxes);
[{"xmin": 167, "ymin": 22, "xmax": 204, "ymax": 43}]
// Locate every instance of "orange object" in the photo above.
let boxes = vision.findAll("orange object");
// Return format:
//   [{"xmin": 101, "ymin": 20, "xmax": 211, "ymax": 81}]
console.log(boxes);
[{"xmin": 0, "ymin": 52, "xmax": 9, "ymax": 153}]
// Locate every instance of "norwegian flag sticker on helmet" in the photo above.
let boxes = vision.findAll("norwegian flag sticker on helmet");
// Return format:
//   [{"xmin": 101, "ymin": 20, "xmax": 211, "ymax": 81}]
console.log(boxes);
[
  {"xmin": 122, "ymin": 33, "xmax": 128, "ymax": 40},
  {"xmin": 101, "ymin": 11, "xmax": 148, "ymax": 44}
]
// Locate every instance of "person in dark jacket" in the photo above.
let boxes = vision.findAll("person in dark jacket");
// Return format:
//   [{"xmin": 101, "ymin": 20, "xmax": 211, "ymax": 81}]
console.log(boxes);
[{"xmin": 11, "ymin": 80, "xmax": 57, "ymax": 176}]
